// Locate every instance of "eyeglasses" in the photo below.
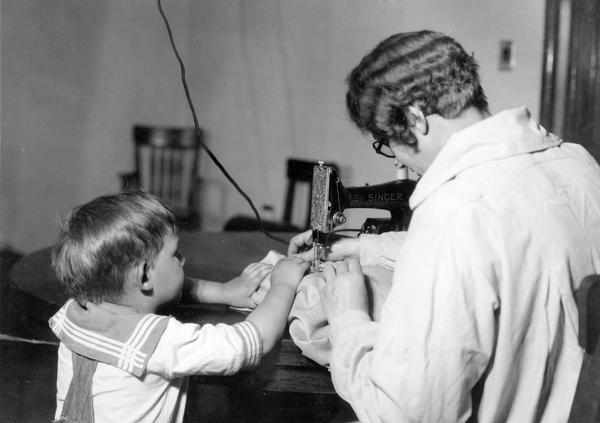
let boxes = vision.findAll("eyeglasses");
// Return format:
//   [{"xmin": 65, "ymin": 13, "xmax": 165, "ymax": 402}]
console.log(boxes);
[
  {"xmin": 371, "ymin": 139, "xmax": 395, "ymax": 158},
  {"xmin": 174, "ymin": 251, "xmax": 186, "ymax": 266}
]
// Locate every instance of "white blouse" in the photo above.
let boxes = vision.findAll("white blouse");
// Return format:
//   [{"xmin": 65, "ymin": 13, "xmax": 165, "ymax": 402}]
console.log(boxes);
[{"xmin": 332, "ymin": 108, "xmax": 600, "ymax": 422}]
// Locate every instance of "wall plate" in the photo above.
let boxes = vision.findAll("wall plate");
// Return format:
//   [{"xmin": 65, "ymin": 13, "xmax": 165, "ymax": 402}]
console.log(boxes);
[{"xmin": 499, "ymin": 40, "xmax": 515, "ymax": 71}]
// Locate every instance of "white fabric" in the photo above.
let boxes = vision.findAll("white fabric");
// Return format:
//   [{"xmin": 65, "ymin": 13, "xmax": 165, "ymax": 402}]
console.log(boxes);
[
  {"xmin": 55, "ymin": 317, "xmax": 262, "ymax": 423},
  {"xmin": 249, "ymin": 250, "xmax": 285, "ymax": 305},
  {"xmin": 239, "ymin": 249, "xmax": 394, "ymax": 365},
  {"xmin": 329, "ymin": 107, "xmax": 600, "ymax": 423},
  {"xmin": 288, "ymin": 265, "xmax": 393, "ymax": 366},
  {"xmin": 249, "ymin": 251, "xmax": 394, "ymax": 366}
]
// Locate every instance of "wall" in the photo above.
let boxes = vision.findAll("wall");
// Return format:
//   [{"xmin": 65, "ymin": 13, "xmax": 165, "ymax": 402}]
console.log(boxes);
[{"xmin": 1, "ymin": 0, "xmax": 545, "ymax": 253}]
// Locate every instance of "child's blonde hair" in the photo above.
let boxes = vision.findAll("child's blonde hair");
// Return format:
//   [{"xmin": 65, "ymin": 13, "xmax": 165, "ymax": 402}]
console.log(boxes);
[{"xmin": 52, "ymin": 191, "xmax": 176, "ymax": 304}]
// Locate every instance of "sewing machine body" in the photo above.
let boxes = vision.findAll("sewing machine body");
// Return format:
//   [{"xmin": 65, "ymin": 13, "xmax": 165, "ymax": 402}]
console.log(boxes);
[{"xmin": 309, "ymin": 162, "xmax": 415, "ymax": 268}]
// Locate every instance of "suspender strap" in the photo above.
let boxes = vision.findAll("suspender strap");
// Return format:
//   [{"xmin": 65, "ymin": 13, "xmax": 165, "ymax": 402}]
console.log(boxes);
[{"xmin": 57, "ymin": 351, "xmax": 98, "ymax": 423}]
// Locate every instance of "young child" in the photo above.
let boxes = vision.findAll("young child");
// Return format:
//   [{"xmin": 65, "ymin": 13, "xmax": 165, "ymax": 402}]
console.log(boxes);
[{"xmin": 49, "ymin": 191, "xmax": 309, "ymax": 422}]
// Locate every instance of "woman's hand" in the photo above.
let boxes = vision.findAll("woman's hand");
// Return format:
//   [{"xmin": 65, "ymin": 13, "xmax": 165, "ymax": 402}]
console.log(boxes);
[
  {"xmin": 287, "ymin": 230, "xmax": 314, "ymax": 259},
  {"xmin": 319, "ymin": 257, "xmax": 368, "ymax": 323},
  {"xmin": 223, "ymin": 262, "xmax": 273, "ymax": 308},
  {"xmin": 287, "ymin": 229, "xmax": 362, "ymax": 263}
]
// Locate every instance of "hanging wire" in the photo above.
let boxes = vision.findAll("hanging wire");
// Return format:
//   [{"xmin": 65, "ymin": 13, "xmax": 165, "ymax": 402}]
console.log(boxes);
[{"xmin": 156, "ymin": 0, "xmax": 288, "ymax": 245}]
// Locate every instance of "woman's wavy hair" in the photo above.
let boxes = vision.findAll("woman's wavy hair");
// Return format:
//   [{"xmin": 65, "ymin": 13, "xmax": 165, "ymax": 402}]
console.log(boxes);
[
  {"xmin": 346, "ymin": 30, "xmax": 489, "ymax": 150},
  {"xmin": 52, "ymin": 191, "xmax": 176, "ymax": 304}
]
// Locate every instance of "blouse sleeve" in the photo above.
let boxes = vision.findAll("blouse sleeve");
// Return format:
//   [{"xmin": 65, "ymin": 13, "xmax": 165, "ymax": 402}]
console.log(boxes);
[
  {"xmin": 330, "ymin": 212, "xmax": 498, "ymax": 422},
  {"xmin": 358, "ymin": 231, "xmax": 407, "ymax": 268}
]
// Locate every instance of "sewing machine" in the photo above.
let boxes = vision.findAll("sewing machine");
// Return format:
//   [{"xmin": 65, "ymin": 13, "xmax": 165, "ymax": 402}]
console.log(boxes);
[{"xmin": 310, "ymin": 161, "xmax": 416, "ymax": 269}]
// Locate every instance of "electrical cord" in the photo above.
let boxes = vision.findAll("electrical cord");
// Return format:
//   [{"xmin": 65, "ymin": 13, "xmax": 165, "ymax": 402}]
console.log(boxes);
[{"xmin": 157, "ymin": 0, "xmax": 288, "ymax": 245}]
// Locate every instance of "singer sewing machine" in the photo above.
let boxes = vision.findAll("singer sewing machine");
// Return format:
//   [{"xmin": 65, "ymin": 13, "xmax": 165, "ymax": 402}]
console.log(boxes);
[{"xmin": 310, "ymin": 161, "xmax": 416, "ymax": 269}]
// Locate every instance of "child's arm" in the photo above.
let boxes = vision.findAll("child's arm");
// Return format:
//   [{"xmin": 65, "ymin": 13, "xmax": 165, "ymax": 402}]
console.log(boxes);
[
  {"xmin": 147, "ymin": 257, "xmax": 308, "ymax": 379},
  {"xmin": 245, "ymin": 256, "xmax": 309, "ymax": 354},
  {"xmin": 184, "ymin": 262, "xmax": 272, "ymax": 308}
]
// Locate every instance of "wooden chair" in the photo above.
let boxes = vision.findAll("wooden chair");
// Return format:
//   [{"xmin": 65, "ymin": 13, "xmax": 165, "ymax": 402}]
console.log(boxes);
[
  {"xmin": 120, "ymin": 125, "xmax": 203, "ymax": 230},
  {"xmin": 568, "ymin": 274, "xmax": 600, "ymax": 422},
  {"xmin": 223, "ymin": 158, "xmax": 339, "ymax": 232}
]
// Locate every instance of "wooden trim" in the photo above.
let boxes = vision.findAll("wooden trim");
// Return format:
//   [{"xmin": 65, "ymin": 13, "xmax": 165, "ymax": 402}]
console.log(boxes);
[
  {"xmin": 563, "ymin": 0, "xmax": 600, "ymax": 158},
  {"xmin": 539, "ymin": 0, "xmax": 561, "ymax": 131}
]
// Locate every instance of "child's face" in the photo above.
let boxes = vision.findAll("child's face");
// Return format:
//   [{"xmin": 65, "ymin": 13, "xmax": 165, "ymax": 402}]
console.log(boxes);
[{"xmin": 150, "ymin": 233, "xmax": 185, "ymax": 307}]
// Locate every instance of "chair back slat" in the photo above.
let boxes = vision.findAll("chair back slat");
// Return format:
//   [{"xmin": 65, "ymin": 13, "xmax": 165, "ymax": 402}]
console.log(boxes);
[
  {"xmin": 179, "ymin": 151, "xmax": 194, "ymax": 209},
  {"xmin": 161, "ymin": 147, "xmax": 173, "ymax": 203},
  {"xmin": 139, "ymin": 145, "xmax": 153, "ymax": 195},
  {"xmin": 167, "ymin": 149, "xmax": 177, "ymax": 206}
]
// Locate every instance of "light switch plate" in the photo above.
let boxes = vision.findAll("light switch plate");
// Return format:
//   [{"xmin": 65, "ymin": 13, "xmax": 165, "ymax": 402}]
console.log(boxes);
[{"xmin": 499, "ymin": 40, "xmax": 515, "ymax": 71}]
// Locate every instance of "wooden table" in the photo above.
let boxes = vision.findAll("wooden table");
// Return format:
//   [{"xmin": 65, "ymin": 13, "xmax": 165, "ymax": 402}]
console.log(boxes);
[{"xmin": 10, "ymin": 231, "xmax": 355, "ymax": 422}]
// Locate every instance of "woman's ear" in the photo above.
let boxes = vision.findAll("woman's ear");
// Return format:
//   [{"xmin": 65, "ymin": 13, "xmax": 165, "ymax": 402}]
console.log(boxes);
[{"xmin": 405, "ymin": 105, "xmax": 428, "ymax": 135}]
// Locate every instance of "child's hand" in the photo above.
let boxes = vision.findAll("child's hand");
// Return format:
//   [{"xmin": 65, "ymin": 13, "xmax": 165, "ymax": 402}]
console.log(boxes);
[
  {"xmin": 223, "ymin": 262, "xmax": 273, "ymax": 308},
  {"xmin": 270, "ymin": 256, "xmax": 310, "ymax": 291}
]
